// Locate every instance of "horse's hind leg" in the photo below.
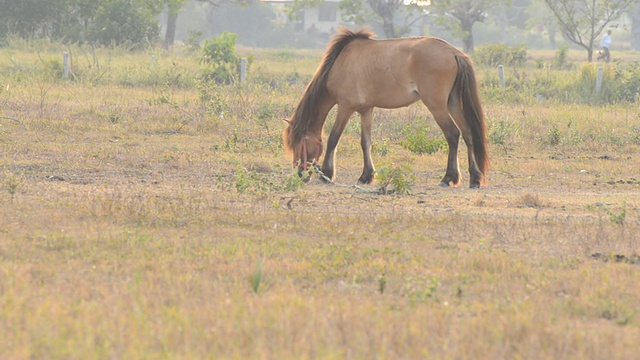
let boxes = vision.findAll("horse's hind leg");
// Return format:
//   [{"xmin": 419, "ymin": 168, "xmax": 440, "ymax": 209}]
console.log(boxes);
[
  {"xmin": 449, "ymin": 101, "xmax": 483, "ymax": 188},
  {"xmin": 358, "ymin": 108, "xmax": 375, "ymax": 184},
  {"xmin": 424, "ymin": 104, "xmax": 461, "ymax": 187}
]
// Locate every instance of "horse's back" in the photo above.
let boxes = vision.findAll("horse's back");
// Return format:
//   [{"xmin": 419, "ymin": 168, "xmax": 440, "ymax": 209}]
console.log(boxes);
[{"xmin": 326, "ymin": 36, "xmax": 461, "ymax": 110}]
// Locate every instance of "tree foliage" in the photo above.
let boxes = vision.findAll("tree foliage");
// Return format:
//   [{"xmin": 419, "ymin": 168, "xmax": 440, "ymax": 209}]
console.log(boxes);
[
  {"xmin": 0, "ymin": 0, "xmax": 163, "ymax": 48},
  {"xmin": 88, "ymin": 0, "xmax": 162, "ymax": 48},
  {"xmin": 543, "ymin": 0, "xmax": 634, "ymax": 61},
  {"xmin": 339, "ymin": 0, "xmax": 426, "ymax": 38},
  {"xmin": 431, "ymin": 0, "xmax": 509, "ymax": 53}
]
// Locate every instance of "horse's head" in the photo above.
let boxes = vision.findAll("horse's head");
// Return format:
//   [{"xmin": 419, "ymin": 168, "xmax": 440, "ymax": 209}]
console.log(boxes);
[{"xmin": 282, "ymin": 120, "xmax": 323, "ymax": 176}]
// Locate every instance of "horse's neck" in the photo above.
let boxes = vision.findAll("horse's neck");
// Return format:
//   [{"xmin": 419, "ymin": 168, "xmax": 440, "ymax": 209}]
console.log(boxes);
[{"xmin": 308, "ymin": 95, "xmax": 335, "ymax": 137}]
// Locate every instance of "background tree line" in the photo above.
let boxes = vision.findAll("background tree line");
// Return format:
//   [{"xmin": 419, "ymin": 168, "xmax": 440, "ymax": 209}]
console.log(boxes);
[
  {"xmin": 0, "ymin": 0, "xmax": 166, "ymax": 48},
  {"xmin": 0, "ymin": 0, "xmax": 637, "ymax": 61}
]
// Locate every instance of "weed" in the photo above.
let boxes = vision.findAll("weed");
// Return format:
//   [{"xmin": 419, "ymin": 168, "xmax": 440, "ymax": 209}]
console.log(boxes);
[
  {"xmin": 372, "ymin": 138, "xmax": 390, "ymax": 157},
  {"xmin": 603, "ymin": 204, "xmax": 626, "ymax": 226},
  {"xmin": 400, "ymin": 125, "xmax": 446, "ymax": 155},
  {"xmin": 284, "ymin": 169, "xmax": 306, "ymax": 192},
  {"xmin": 378, "ymin": 274, "xmax": 386, "ymax": 294},
  {"xmin": 545, "ymin": 126, "xmax": 561, "ymax": 146},
  {"xmin": 616, "ymin": 308, "xmax": 639, "ymax": 326},
  {"xmin": 517, "ymin": 193, "xmax": 545, "ymax": 208},
  {"xmin": 553, "ymin": 45, "xmax": 570, "ymax": 70},
  {"xmin": 235, "ymin": 167, "xmax": 303, "ymax": 194},
  {"xmin": 404, "ymin": 275, "xmax": 440, "ymax": 303},
  {"xmin": 377, "ymin": 164, "xmax": 414, "ymax": 195},
  {"xmin": 489, "ymin": 119, "xmax": 518, "ymax": 151},
  {"xmin": 249, "ymin": 259, "xmax": 264, "ymax": 294},
  {"xmin": 3, "ymin": 170, "xmax": 22, "ymax": 201}
]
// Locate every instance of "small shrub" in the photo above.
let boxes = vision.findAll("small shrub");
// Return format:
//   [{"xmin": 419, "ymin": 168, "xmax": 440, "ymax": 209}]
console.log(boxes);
[
  {"xmin": 3, "ymin": 170, "xmax": 22, "ymax": 201},
  {"xmin": 284, "ymin": 169, "xmax": 306, "ymax": 192},
  {"xmin": 553, "ymin": 45, "xmax": 569, "ymax": 70},
  {"xmin": 545, "ymin": 126, "xmax": 561, "ymax": 146},
  {"xmin": 200, "ymin": 32, "xmax": 252, "ymax": 85},
  {"xmin": 475, "ymin": 44, "xmax": 527, "ymax": 67},
  {"xmin": 249, "ymin": 260, "xmax": 264, "ymax": 294},
  {"xmin": 373, "ymin": 138, "xmax": 390, "ymax": 157},
  {"xmin": 517, "ymin": 193, "xmax": 545, "ymax": 208},
  {"xmin": 400, "ymin": 126, "xmax": 446, "ymax": 155},
  {"xmin": 489, "ymin": 119, "xmax": 518, "ymax": 151},
  {"xmin": 603, "ymin": 205, "xmax": 626, "ymax": 226},
  {"xmin": 611, "ymin": 61, "xmax": 640, "ymax": 102},
  {"xmin": 186, "ymin": 30, "xmax": 203, "ymax": 53},
  {"xmin": 235, "ymin": 167, "xmax": 304, "ymax": 194},
  {"xmin": 377, "ymin": 164, "xmax": 414, "ymax": 195}
]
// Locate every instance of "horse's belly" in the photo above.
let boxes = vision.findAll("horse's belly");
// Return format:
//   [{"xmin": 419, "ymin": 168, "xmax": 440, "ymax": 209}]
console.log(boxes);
[{"xmin": 373, "ymin": 86, "xmax": 420, "ymax": 109}]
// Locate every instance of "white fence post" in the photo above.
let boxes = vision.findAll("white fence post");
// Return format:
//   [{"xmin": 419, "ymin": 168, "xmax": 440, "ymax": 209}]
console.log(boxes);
[
  {"xmin": 595, "ymin": 65, "xmax": 603, "ymax": 98},
  {"xmin": 63, "ymin": 52, "xmax": 69, "ymax": 79},
  {"xmin": 240, "ymin": 57, "xmax": 247, "ymax": 82},
  {"xmin": 498, "ymin": 65, "xmax": 505, "ymax": 89}
]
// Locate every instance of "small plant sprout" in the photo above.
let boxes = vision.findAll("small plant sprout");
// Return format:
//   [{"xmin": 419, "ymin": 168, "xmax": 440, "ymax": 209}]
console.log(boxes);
[
  {"xmin": 378, "ymin": 274, "xmax": 386, "ymax": 294},
  {"xmin": 4, "ymin": 170, "xmax": 22, "ymax": 201},
  {"xmin": 249, "ymin": 259, "xmax": 264, "ymax": 294}
]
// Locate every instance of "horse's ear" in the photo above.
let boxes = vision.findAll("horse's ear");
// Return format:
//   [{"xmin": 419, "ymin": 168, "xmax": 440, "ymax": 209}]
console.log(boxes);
[{"xmin": 282, "ymin": 118, "xmax": 291, "ymax": 126}]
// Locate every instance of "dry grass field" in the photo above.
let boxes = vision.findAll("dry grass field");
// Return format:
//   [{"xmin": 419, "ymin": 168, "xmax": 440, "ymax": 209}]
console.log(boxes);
[{"xmin": 1, "ymin": 44, "xmax": 640, "ymax": 359}]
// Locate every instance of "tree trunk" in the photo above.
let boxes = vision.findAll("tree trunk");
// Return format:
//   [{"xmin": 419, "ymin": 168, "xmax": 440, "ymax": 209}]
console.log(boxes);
[
  {"xmin": 631, "ymin": 4, "xmax": 640, "ymax": 51},
  {"xmin": 548, "ymin": 30, "xmax": 556, "ymax": 48},
  {"xmin": 461, "ymin": 20, "xmax": 474, "ymax": 53},
  {"xmin": 164, "ymin": 11, "xmax": 179, "ymax": 49},
  {"xmin": 382, "ymin": 18, "xmax": 395, "ymax": 38}
]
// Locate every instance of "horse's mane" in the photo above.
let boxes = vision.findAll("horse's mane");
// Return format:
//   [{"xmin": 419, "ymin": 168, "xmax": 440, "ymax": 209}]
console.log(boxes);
[{"xmin": 284, "ymin": 28, "xmax": 375, "ymax": 153}]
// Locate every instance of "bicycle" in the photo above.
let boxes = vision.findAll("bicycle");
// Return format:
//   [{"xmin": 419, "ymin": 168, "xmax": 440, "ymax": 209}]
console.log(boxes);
[{"xmin": 596, "ymin": 48, "xmax": 610, "ymax": 63}]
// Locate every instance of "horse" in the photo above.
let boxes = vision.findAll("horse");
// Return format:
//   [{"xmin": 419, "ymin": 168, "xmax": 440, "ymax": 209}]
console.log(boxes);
[{"xmin": 282, "ymin": 27, "xmax": 489, "ymax": 188}]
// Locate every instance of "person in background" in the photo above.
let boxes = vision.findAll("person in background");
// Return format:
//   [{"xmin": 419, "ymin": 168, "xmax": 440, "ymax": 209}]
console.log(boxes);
[{"xmin": 600, "ymin": 30, "xmax": 612, "ymax": 62}]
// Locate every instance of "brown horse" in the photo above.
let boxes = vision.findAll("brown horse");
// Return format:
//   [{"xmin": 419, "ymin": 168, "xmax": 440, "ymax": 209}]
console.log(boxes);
[{"xmin": 283, "ymin": 28, "xmax": 489, "ymax": 188}]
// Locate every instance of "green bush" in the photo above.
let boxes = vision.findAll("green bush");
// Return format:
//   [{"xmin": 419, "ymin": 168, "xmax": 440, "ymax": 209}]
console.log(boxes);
[
  {"xmin": 201, "ymin": 32, "xmax": 252, "ymax": 84},
  {"xmin": 376, "ymin": 164, "xmax": 414, "ymax": 195},
  {"xmin": 612, "ymin": 61, "xmax": 640, "ymax": 102},
  {"xmin": 400, "ymin": 126, "xmax": 446, "ymax": 154},
  {"xmin": 553, "ymin": 45, "xmax": 570, "ymax": 70},
  {"xmin": 475, "ymin": 44, "xmax": 527, "ymax": 67}
]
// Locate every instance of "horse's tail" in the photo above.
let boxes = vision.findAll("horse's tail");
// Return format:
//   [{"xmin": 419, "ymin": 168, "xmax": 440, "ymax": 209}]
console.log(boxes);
[{"xmin": 451, "ymin": 54, "xmax": 489, "ymax": 179}]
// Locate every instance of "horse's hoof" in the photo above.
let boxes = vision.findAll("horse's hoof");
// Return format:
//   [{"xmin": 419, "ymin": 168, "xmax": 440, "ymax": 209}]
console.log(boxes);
[{"xmin": 438, "ymin": 181, "xmax": 450, "ymax": 187}]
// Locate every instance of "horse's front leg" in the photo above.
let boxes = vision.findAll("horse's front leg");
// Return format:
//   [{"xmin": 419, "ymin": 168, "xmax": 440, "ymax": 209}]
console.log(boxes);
[
  {"xmin": 358, "ymin": 108, "xmax": 375, "ymax": 184},
  {"xmin": 321, "ymin": 107, "xmax": 354, "ymax": 181}
]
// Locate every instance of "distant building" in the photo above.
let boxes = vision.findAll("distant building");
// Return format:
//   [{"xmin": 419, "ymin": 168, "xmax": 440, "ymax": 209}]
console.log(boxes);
[{"xmin": 262, "ymin": 0, "xmax": 345, "ymax": 34}]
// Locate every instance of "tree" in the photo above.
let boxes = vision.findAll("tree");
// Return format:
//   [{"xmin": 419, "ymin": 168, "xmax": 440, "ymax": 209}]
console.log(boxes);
[
  {"xmin": 0, "ymin": 0, "xmax": 164, "ymax": 48},
  {"xmin": 431, "ymin": 0, "xmax": 508, "ymax": 53},
  {"xmin": 87, "ymin": 0, "xmax": 163, "ymax": 48},
  {"xmin": 0, "ymin": 0, "xmax": 68, "ymax": 40},
  {"xmin": 162, "ymin": 0, "xmax": 250, "ymax": 49},
  {"xmin": 526, "ymin": 0, "xmax": 560, "ymax": 48},
  {"xmin": 543, "ymin": 0, "xmax": 634, "ymax": 61},
  {"xmin": 339, "ymin": 0, "xmax": 426, "ymax": 38},
  {"xmin": 288, "ymin": 0, "xmax": 425, "ymax": 39},
  {"xmin": 164, "ymin": 0, "xmax": 188, "ymax": 48}
]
